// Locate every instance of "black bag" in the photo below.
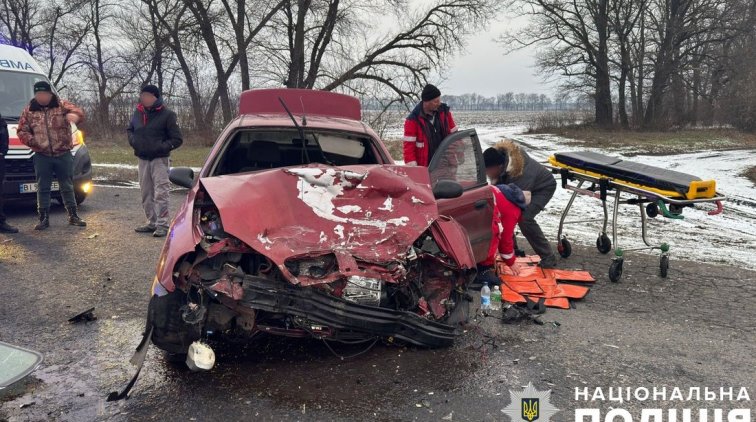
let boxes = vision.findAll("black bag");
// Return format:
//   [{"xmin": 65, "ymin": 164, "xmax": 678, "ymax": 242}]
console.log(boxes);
[{"xmin": 0, "ymin": 115, "xmax": 9, "ymax": 156}]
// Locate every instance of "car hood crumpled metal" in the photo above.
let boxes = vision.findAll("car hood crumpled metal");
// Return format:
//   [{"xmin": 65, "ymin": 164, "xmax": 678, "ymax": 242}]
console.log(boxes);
[{"xmin": 198, "ymin": 164, "xmax": 439, "ymax": 267}]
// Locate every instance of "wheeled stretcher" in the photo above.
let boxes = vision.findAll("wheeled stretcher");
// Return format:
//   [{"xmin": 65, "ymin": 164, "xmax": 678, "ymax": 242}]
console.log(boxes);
[{"xmin": 546, "ymin": 151, "xmax": 726, "ymax": 282}]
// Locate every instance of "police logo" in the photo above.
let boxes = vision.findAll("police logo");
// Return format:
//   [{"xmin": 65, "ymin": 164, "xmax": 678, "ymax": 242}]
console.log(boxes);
[
  {"xmin": 521, "ymin": 398, "xmax": 539, "ymax": 421},
  {"xmin": 502, "ymin": 383, "xmax": 559, "ymax": 422}
]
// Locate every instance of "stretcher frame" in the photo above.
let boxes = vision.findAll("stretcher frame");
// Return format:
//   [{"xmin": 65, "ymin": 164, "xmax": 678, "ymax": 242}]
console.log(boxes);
[{"xmin": 545, "ymin": 161, "xmax": 726, "ymax": 282}]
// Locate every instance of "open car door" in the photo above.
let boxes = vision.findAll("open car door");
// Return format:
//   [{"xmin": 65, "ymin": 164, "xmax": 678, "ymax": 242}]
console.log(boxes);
[{"xmin": 429, "ymin": 129, "xmax": 493, "ymax": 263}]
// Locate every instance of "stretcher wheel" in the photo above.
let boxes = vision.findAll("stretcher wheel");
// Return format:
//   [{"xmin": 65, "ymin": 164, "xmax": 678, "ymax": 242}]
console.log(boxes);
[
  {"xmin": 596, "ymin": 234, "xmax": 612, "ymax": 254},
  {"xmin": 646, "ymin": 203, "xmax": 659, "ymax": 218},
  {"xmin": 609, "ymin": 259, "xmax": 623, "ymax": 283},
  {"xmin": 557, "ymin": 238, "xmax": 572, "ymax": 258},
  {"xmin": 660, "ymin": 255, "xmax": 669, "ymax": 278}
]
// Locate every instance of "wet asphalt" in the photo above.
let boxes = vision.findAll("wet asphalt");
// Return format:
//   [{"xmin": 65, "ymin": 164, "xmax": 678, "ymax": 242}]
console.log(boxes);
[{"xmin": 0, "ymin": 185, "xmax": 754, "ymax": 421}]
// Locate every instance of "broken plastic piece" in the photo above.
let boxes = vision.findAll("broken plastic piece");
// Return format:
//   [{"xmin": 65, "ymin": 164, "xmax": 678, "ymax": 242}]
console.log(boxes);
[
  {"xmin": 68, "ymin": 307, "xmax": 97, "ymax": 323},
  {"xmin": 186, "ymin": 341, "xmax": 215, "ymax": 371},
  {"xmin": 106, "ymin": 325, "xmax": 153, "ymax": 402}
]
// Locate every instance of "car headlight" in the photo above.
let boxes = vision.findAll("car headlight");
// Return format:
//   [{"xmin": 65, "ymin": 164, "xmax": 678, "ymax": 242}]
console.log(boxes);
[
  {"xmin": 284, "ymin": 254, "xmax": 337, "ymax": 278},
  {"xmin": 199, "ymin": 209, "xmax": 226, "ymax": 239},
  {"xmin": 72, "ymin": 129, "xmax": 85, "ymax": 146}
]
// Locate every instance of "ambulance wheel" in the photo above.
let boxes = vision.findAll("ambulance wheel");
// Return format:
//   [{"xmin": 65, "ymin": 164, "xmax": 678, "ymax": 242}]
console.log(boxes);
[
  {"xmin": 557, "ymin": 238, "xmax": 572, "ymax": 258},
  {"xmin": 596, "ymin": 234, "xmax": 612, "ymax": 254},
  {"xmin": 609, "ymin": 259, "xmax": 623, "ymax": 283},
  {"xmin": 660, "ymin": 255, "xmax": 669, "ymax": 278}
]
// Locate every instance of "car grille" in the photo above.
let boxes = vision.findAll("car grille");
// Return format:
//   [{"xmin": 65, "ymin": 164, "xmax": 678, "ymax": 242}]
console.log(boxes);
[{"xmin": 4, "ymin": 158, "xmax": 36, "ymax": 181}]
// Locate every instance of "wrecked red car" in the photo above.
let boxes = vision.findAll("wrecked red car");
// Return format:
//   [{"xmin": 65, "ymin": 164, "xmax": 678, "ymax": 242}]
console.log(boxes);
[{"xmin": 147, "ymin": 89, "xmax": 494, "ymax": 353}]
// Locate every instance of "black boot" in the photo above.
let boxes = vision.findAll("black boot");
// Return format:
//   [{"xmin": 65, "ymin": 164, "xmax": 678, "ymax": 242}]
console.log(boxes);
[
  {"xmin": 0, "ymin": 220, "xmax": 19, "ymax": 233},
  {"xmin": 34, "ymin": 210, "xmax": 50, "ymax": 230},
  {"xmin": 67, "ymin": 207, "xmax": 87, "ymax": 227}
]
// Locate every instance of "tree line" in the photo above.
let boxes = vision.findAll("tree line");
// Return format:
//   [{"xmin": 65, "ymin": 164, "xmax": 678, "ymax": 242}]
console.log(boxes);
[
  {"xmin": 362, "ymin": 92, "xmax": 592, "ymax": 111},
  {"xmin": 504, "ymin": 0, "xmax": 756, "ymax": 131},
  {"xmin": 0, "ymin": 0, "xmax": 499, "ymax": 134}
]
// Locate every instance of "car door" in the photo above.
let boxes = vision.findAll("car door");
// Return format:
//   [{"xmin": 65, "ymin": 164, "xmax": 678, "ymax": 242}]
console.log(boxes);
[{"xmin": 429, "ymin": 129, "xmax": 493, "ymax": 263}]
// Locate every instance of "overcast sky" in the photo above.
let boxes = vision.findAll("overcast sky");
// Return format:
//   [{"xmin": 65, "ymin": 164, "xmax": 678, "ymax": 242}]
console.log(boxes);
[{"xmin": 435, "ymin": 17, "xmax": 556, "ymax": 97}]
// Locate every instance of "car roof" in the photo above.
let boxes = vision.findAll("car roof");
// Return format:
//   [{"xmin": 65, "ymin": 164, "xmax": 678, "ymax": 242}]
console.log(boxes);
[{"xmin": 233, "ymin": 114, "xmax": 376, "ymax": 138}]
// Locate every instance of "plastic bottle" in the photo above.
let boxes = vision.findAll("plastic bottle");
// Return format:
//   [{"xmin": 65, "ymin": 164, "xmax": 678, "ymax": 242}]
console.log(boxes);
[
  {"xmin": 491, "ymin": 285, "xmax": 502, "ymax": 311},
  {"xmin": 480, "ymin": 283, "xmax": 491, "ymax": 311}
]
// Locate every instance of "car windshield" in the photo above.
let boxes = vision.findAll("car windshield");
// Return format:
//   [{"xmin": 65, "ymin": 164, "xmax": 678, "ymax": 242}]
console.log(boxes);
[
  {"xmin": 212, "ymin": 129, "xmax": 380, "ymax": 176},
  {"xmin": 0, "ymin": 71, "xmax": 47, "ymax": 118},
  {"xmin": 0, "ymin": 341, "xmax": 43, "ymax": 389}
]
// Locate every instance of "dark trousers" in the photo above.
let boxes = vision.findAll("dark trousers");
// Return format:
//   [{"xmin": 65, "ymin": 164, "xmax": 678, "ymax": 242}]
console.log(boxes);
[
  {"xmin": 515, "ymin": 182, "xmax": 557, "ymax": 259},
  {"xmin": 33, "ymin": 152, "xmax": 76, "ymax": 211},
  {"xmin": 0, "ymin": 158, "xmax": 6, "ymax": 223}
]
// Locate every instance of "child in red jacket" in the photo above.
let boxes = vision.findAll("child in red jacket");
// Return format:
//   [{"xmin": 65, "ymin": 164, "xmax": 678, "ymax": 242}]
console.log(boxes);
[{"xmin": 475, "ymin": 184, "xmax": 530, "ymax": 287}]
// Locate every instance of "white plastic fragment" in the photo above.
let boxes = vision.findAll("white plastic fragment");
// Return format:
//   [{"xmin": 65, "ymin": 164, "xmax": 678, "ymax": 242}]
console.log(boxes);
[{"xmin": 186, "ymin": 341, "xmax": 215, "ymax": 371}]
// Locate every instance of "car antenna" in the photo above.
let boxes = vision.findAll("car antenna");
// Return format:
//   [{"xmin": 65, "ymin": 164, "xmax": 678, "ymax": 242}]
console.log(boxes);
[{"xmin": 278, "ymin": 96, "xmax": 310, "ymax": 164}]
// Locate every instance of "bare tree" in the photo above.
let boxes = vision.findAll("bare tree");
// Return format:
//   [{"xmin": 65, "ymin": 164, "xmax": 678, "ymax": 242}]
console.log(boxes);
[
  {"xmin": 640, "ymin": 0, "xmax": 732, "ymax": 128},
  {"xmin": 81, "ymin": 0, "xmax": 141, "ymax": 125},
  {"xmin": 503, "ymin": 0, "xmax": 615, "ymax": 127},
  {"xmin": 254, "ymin": 0, "xmax": 498, "ymax": 106},
  {"xmin": 0, "ymin": 0, "xmax": 43, "ymax": 53},
  {"xmin": 41, "ymin": 2, "xmax": 91, "ymax": 89},
  {"xmin": 608, "ymin": 0, "xmax": 646, "ymax": 128}
]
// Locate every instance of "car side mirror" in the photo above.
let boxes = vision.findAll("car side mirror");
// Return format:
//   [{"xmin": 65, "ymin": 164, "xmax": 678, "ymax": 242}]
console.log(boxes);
[
  {"xmin": 433, "ymin": 180, "xmax": 463, "ymax": 199},
  {"xmin": 169, "ymin": 167, "xmax": 195, "ymax": 189}
]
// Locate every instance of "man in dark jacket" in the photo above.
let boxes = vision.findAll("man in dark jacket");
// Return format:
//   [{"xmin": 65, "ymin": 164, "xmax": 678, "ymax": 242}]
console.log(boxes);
[
  {"xmin": 403, "ymin": 84, "xmax": 457, "ymax": 166},
  {"xmin": 484, "ymin": 140, "xmax": 558, "ymax": 268},
  {"xmin": 127, "ymin": 84, "xmax": 183, "ymax": 237},
  {"xmin": 0, "ymin": 114, "xmax": 19, "ymax": 233},
  {"xmin": 16, "ymin": 81, "xmax": 86, "ymax": 230}
]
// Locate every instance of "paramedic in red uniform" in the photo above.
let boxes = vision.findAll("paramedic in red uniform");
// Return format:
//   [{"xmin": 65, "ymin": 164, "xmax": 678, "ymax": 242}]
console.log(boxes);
[
  {"xmin": 475, "ymin": 184, "xmax": 531, "ymax": 287},
  {"xmin": 403, "ymin": 84, "xmax": 457, "ymax": 166}
]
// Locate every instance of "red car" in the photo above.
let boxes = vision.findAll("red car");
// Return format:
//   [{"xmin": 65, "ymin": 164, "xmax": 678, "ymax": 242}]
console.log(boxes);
[{"xmin": 148, "ymin": 89, "xmax": 493, "ymax": 353}]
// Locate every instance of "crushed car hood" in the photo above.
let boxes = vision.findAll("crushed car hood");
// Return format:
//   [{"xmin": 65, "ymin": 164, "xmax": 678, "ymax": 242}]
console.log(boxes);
[{"xmin": 199, "ymin": 164, "xmax": 439, "ymax": 265}]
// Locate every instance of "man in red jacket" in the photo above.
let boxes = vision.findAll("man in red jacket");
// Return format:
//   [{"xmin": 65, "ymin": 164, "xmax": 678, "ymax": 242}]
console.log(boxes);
[
  {"xmin": 475, "ymin": 184, "xmax": 531, "ymax": 287},
  {"xmin": 403, "ymin": 84, "xmax": 457, "ymax": 166}
]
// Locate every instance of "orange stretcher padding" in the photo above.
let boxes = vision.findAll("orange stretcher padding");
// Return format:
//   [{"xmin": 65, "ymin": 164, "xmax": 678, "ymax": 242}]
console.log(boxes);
[
  {"xmin": 496, "ymin": 256, "xmax": 594, "ymax": 310},
  {"xmin": 496, "ymin": 261, "xmax": 596, "ymax": 283}
]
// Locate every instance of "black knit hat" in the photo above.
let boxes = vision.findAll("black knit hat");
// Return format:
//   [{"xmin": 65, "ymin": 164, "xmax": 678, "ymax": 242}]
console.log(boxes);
[
  {"xmin": 421, "ymin": 84, "xmax": 441, "ymax": 102},
  {"xmin": 140, "ymin": 84, "xmax": 161, "ymax": 98},
  {"xmin": 34, "ymin": 81, "xmax": 52, "ymax": 93},
  {"xmin": 483, "ymin": 147, "xmax": 508, "ymax": 169}
]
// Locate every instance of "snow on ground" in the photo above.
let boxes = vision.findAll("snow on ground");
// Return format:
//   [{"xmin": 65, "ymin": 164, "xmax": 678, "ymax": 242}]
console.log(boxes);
[{"xmin": 474, "ymin": 126, "xmax": 756, "ymax": 271}]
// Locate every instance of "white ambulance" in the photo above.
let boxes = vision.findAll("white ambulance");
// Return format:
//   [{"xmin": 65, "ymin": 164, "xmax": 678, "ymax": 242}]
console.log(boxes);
[{"xmin": 1, "ymin": 44, "xmax": 92, "ymax": 204}]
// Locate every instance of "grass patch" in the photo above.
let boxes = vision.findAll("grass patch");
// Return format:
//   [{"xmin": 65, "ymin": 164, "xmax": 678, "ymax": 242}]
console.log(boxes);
[
  {"xmin": 530, "ymin": 126, "xmax": 756, "ymax": 155},
  {"xmin": 742, "ymin": 166, "xmax": 756, "ymax": 186},
  {"xmin": 88, "ymin": 143, "xmax": 210, "ymax": 167},
  {"xmin": 383, "ymin": 139, "xmax": 404, "ymax": 161}
]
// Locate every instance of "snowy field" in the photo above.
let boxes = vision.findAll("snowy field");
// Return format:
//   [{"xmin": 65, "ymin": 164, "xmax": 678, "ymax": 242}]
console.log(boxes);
[{"xmin": 385, "ymin": 112, "xmax": 756, "ymax": 270}]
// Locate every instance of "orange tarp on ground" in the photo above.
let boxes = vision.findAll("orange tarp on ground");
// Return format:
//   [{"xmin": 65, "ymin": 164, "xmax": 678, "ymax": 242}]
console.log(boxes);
[{"xmin": 495, "ymin": 256, "xmax": 595, "ymax": 310}]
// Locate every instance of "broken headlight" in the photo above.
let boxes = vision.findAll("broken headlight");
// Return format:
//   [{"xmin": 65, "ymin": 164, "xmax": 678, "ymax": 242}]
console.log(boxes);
[
  {"xmin": 200, "ymin": 209, "xmax": 226, "ymax": 240},
  {"xmin": 284, "ymin": 254, "xmax": 337, "ymax": 279}
]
